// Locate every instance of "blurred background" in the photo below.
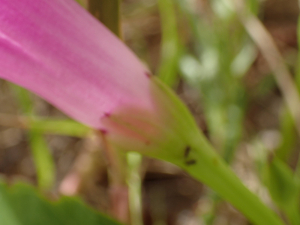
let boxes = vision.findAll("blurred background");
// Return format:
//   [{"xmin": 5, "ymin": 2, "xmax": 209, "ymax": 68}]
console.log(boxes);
[{"xmin": 0, "ymin": 0, "xmax": 299, "ymax": 224}]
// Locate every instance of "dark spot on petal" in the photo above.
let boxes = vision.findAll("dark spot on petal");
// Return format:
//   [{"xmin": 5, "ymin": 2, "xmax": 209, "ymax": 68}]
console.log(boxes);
[
  {"xmin": 103, "ymin": 112, "xmax": 111, "ymax": 118},
  {"xmin": 99, "ymin": 129, "xmax": 108, "ymax": 135},
  {"xmin": 145, "ymin": 72, "xmax": 152, "ymax": 78}
]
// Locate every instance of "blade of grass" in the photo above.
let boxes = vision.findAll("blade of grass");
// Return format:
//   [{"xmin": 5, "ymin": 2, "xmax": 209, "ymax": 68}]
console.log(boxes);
[
  {"xmin": 276, "ymin": 108, "xmax": 297, "ymax": 162},
  {"xmin": 234, "ymin": 0, "xmax": 300, "ymax": 137},
  {"xmin": 28, "ymin": 130, "xmax": 55, "ymax": 190},
  {"xmin": 11, "ymin": 85, "xmax": 56, "ymax": 190},
  {"xmin": 263, "ymin": 157, "xmax": 300, "ymax": 225},
  {"xmin": 157, "ymin": 0, "xmax": 181, "ymax": 86}
]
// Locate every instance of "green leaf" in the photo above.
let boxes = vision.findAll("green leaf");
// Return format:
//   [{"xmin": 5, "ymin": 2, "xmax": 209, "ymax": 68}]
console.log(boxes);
[
  {"xmin": 276, "ymin": 108, "xmax": 297, "ymax": 162},
  {"xmin": 264, "ymin": 157, "xmax": 300, "ymax": 207},
  {"xmin": 263, "ymin": 157, "xmax": 300, "ymax": 225},
  {"xmin": 0, "ymin": 182, "xmax": 122, "ymax": 225}
]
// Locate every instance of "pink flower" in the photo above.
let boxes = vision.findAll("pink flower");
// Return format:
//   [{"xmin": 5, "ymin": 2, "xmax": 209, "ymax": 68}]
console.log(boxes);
[
  {"xmin": 0, "ymin": 0, "xmax": 199, "ymax": 154},
  {"xmin": 0, "ymin": 0, "xmax": 154, "ymax": 128}
]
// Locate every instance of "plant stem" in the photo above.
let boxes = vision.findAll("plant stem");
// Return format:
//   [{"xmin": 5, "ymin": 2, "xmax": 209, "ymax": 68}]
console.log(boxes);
[
  {"xmin": 88, "ymin": 0, "xmax": 121, "ymax": 37},
  {"xmin": 127, "ymin": 152, "xmax": 144, "ymax": 225},
  {"xmin": 100, "ymin": 133, "xmax": 130, "ymax": 223},
  {"xmin": 157, "ymin": 0, "xmax": 181, "ymax": 86},
  {"xmin": 159, "ymin": 135, "xmax": 285, "ymax": 225},
  {"xmin": 148, "ymin": 77, "xmax": 284, "ymax": 225},
  {"xmin": 0, "ymin": 113, "xmax": 90, "ymax": 137}
]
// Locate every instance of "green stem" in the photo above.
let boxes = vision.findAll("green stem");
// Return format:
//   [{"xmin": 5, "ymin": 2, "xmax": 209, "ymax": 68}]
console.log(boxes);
[
  {"xmin": 101, "ymin": 136, "xmax": 130, "ymax": 223},
  {"xmin": 28, "ymin": 130, "xmax": 55, "ymax": 190},
  {"xmin": 88, "ymin": 0, "xmax": 121, "ymax": 37},
  {"xmin": 160, "ymin": 135, "xmax": 285, "ymax": 225},
  {"xmin": 127, "ymin": 152, "xmax": 144, "ymax": 225},
  {"xmin": 157, "ymin": 0, "xmax": 181, "ymax": 86},
  {"xmin": 0, "ymin": 113, "xmax": 91, "ymax": 137},
  {"xmin": 10, "ymin": 84, "xmax": 55, "ymax": 190},
  {"xmin": 147, "ymin": 77, "xmax": 285, "ymax": 225}
]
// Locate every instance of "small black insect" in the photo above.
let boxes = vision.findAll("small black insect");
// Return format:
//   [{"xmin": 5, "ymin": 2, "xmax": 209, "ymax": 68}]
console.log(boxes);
[
  {"xmin": 183, "ymin": 146, "xmax": 197, "ymax": 166},
  {"xmin": 184, "ymin": 145, "xmax": 191, "ymax": 158},
  {"xmin": 185, "ymin": 159, "xmax": 197, "ymax": 165}
]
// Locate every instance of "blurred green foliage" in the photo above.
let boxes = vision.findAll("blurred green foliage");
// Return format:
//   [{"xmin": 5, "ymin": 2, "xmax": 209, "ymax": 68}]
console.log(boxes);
[
  {"xmin": 11, "ymin": 85, "xmax": 55, "ymax": 190},
  {"xmin": 177, "ymin": 0, "xmax": 255, "ymax": 163},
  {"xmin": 0, "ymin": 182, "xmax": 121, "ymax": 225},
  {"xmin": 263, "ymin": 157, "xmax": 300, "ymax": 225},
  {"xmin": 157, "ymin": 0, "xmax": 181, "ymax": 86}
]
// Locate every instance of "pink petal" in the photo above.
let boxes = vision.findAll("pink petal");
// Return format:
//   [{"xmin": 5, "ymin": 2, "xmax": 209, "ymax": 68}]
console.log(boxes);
[{"xmin": 0, "ymin": 0, "xmax": 153, "ymax": 129}]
